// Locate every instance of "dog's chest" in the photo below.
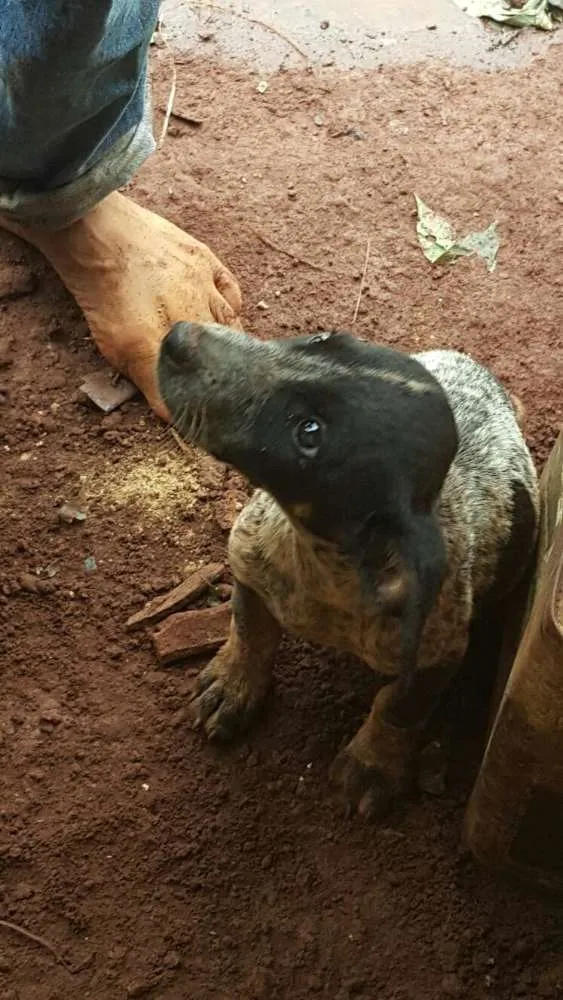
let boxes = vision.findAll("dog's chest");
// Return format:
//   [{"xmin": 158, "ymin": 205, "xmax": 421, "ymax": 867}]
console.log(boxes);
[{"xmin": 228, "ymin": 493, "xmax": 400, "ymax": 672}]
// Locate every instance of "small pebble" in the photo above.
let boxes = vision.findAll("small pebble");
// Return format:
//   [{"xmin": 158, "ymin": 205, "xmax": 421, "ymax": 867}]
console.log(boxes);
[
  {"xmin": 100, "ymin": 411, "xmax": 122, "ymax": 430},
  {"xmin": 163, "ymin": 950, "xmax": 181, "ymax": 969},
  {"xmin": 13, "ymin": 882, "xmax": 34, "ymax": 901},
  {"xmin": 19, "ymin": 572, "xmax": 39, "ymax": 594},
  {"xmin": 170, "ymin": 708, "xmax": 188, "ymax": 728},
  {"xmin": 57, "ymin": 503, "xmax": 87, "ymax": 524},
  {"xmin": 127, "ymin": 982, "xmax": 153, "ymax": 998},
  {"xmin": 214, "ymin": 583, "xmax": 233, "ymax": 602},
  {"xmin": 40, "ymin": 706, "xmax": 63, "ymax": 726}
]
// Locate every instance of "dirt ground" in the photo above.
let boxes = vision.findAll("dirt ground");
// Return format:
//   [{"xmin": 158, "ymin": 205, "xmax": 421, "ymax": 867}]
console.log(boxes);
[{"xmin": 1, "ymin": 42, "xmax": 563, "ymax": 1000}]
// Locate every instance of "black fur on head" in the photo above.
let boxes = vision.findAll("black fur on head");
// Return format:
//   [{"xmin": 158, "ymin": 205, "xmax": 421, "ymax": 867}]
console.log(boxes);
[{"xmin": 158, "ymin": 323, "xmax": 460, "ymax": 684}]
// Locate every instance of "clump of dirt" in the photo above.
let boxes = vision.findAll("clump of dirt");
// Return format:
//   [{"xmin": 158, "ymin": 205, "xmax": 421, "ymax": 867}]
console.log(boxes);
[{"xmin": 0, "ymin": 48, "xmax": 561, "ymax": 1000}]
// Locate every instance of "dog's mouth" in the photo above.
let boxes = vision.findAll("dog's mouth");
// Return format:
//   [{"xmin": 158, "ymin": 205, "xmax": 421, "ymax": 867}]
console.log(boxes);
[
  {"xmin": 158, "ymin": 321, "xmax": 274, "ymax": 462},
  {"xmin": 158, "ymin": 321, "xmax": 223, "ymax": 419},
  {"xmin": 170, "ymin": 397, "xmax": 208, "ymax": 448}
]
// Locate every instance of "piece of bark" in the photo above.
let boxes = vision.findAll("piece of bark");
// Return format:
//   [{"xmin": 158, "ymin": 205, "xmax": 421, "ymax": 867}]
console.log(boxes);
[
  {"xmin": 79, "ymin": 371, "xmax": 138, "ymax": 412},
  {"xmin": 152, "ymin": 603, "xmax": 232, "ymax": 665},
  {"xmin": 126, "ymin": 562, "xmax": 224, "ymax": 632},
  {"xmin": 169, "ymin": 110, "xmax": 204, "ymax": 126}
]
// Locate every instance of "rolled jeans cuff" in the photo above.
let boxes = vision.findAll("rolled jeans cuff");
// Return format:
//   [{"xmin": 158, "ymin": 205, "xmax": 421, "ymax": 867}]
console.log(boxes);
[{"xmin": 0, "ymin": 95, "xmax": 155, "ymax": 231}]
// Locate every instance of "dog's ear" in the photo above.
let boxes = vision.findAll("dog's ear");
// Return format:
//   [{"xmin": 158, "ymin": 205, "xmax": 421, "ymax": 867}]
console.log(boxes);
[
  {"xmin": 349, "ymin": 512, "xmax": 447, "ymax": 691},
  {"xmin": 393, "ymin": 514, "xmax": 447, "ymax": 693}
]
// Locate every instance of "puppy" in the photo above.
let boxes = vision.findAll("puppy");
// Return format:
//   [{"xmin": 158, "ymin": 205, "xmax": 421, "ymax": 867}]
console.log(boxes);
[{"xmin": 158, "ymin": 323, "xmax": 539, "ymax": 818}]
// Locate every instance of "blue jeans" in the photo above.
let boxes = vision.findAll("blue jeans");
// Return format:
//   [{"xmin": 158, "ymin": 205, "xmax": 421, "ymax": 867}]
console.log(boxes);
[{"xmin": 0, "ymin": 1, "xmax": 160, "ymax": 228}]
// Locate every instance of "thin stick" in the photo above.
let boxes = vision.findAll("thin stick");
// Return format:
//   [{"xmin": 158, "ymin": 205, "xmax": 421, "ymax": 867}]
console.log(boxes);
[
  {"xmin": 254, "ymin": 231, "xmax": 323, "ymax": 271},
  {"xmin": 170, "ymin": 427, "xmax": 191, "ymax": 455},
  {"xmin": 352, "ymin": 238, "xmax": 371, "ymax": 325},
  {"xmin": 157, "ymin": 27, "xmax": 178, "ymax": 147},
  {"xmin": 187, "ymin": 2, "xmax": 308, "ymax": 59},
  {"xmin": 159, "ymin": 62, "xmax": 177, "ymax": 146},
  {"xmin": 0, "ymin": 918, "xmax": 74, "ymax": 973}
]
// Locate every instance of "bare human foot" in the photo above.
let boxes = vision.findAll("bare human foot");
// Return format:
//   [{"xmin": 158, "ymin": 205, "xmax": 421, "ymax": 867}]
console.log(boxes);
[{"xmin": 0, "ymin": 192, "xmax": 242, "ymax": 419}]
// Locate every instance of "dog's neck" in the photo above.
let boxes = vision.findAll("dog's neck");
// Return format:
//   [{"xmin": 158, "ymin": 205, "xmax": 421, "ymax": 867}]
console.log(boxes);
[
  {"xmin": 270, "ymin": 492, "xmax": 408, "ymax": 611},
  {"xmin": 274, "ymin": 495, "xmax": 357, "ymax": 575}
]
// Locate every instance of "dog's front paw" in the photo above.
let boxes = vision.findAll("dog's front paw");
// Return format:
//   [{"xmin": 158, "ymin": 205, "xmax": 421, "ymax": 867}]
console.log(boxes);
[
  {"xmin": 329, "ymin": 747, "xmax": 410, "ymax": 820},
  {"xmin": 189, "ymin": 654, "xmax": 268, "ymax": 740}
]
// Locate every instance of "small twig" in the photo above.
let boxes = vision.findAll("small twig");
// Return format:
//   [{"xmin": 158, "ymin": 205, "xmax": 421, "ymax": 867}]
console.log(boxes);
[
  {"xmin": 254, "ymin": 231, "xmax": 323, "ymax": 271},
  {"xmin": 170, "ymin": 427, "xmax": 191, "ymax": 455},
  {"xmin": 159, "ymin": 63, "xmax": 177, "ymax": 146},
  {"xmin": 352, "ymin": 238, "xmax": 372, "ymax": 325},
  {"xmin": 0, "ymin": 918, "xmax": 75, "ymax": 974},
  {"xmin": 150, "ymin": 17, "xmax": 163, "ymax": 44},
  {"xmin": 188, "ymin": 2, "xmax": 308, "ymax": 59},
  {"xmin": 169, "ymin": 110, "xmax": 203, "ymax": 126},
  {"xmin": 156, "ymin": 27, "xmax": 178, "ymax": 147}
]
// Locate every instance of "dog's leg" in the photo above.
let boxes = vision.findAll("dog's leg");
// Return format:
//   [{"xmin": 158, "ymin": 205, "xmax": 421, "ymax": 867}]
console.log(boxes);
[
  {"xmin": 190, "ymin": 580, "xmax": 282, "ymax": 739},
  {"xmin": 330, "ymin": 663, "xmax": 458, "ymax": 819}
]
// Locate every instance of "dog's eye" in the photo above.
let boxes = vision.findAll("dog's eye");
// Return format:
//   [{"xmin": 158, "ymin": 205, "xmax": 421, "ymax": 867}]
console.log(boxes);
[
  {"xmin": 294, "ymin": 418, "xmax": 323, "ymax": 458},
  {"xmin": 309, "ymin": 332, "xmax": 332, "ymax": 345}
]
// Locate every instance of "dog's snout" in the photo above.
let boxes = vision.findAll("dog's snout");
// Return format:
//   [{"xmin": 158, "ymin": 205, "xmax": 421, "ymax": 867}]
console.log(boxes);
[{"xmin": 161, "ymin": 321, "xmax": 203, "ymax": 369}]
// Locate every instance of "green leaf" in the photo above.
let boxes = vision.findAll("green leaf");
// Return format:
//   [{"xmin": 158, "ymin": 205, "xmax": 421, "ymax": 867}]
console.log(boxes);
[
  {"xmin": 414, "ymin": 196, "xmax": 457, "ymax": 264},
  {"xmin": 415, "ymin": 196, "xmax": 500, "ymax": 272},
  {"xmin": 452, "ymin": 0, "xmax": 557, "ymax": 30},
  {"xmin": 455, "ymin": 223, "xmax": 500, "ymax": 272}
]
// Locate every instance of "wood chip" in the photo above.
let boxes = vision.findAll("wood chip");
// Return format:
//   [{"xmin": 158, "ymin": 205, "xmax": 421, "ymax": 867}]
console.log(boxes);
[
  {"xmin": 126, "ymin": 562, "xmax": 224, "ymax": 632},
  {"xmin": 152, "ymin": 603, "xmax": 231, "ymax": 665},
  {"xmin": 169, "ymin": 110, "xmax": 204, "ymax": 126},
  {"xmin": 78, "ymin": 371, "xmax": 138, "ymax": 412}
]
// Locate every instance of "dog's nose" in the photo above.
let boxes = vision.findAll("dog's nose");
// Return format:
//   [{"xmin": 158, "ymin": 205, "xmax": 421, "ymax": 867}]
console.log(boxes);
[{"xmin": 161, "ymin": 321, "xmax": 203, "ymax": 369}]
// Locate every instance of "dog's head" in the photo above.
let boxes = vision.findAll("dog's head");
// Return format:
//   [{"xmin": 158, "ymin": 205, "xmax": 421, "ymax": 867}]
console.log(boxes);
[{"xmin": 158, "ymin": 323, "xmax": 459, "ymax": 683}]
